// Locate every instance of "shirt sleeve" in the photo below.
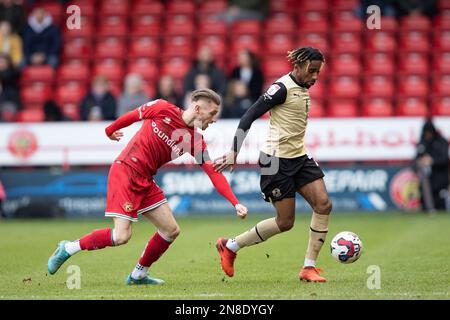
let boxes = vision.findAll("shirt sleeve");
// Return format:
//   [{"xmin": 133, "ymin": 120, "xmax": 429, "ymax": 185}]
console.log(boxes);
[{"xmin": 231, "ymin": 82, "xmax": 287, "ymax": 153}]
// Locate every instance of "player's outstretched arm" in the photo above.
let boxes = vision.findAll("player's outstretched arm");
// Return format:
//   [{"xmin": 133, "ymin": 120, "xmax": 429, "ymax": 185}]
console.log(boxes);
[{"xmin": 213, "ymin": 83, "xmax": 287, "ymax": 173}]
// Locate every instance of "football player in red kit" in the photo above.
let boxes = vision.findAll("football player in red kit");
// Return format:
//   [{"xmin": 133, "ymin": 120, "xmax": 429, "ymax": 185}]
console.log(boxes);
[{"xmin": 48, "ymin": 89, "xmax": 248, "ymax": 285}]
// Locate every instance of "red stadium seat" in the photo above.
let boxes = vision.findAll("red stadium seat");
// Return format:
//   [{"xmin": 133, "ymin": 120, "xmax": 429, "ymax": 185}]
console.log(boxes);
[
  {"xmin": 396, "ymin": 97, "xmax": 428, "ymax": 116},
  {"xmin": 437, "ymin": 0, "xmax": 450, "ymax": 10},
  {"xmin": 398, "ymin": 52, "xmax": 429, "ymax": 75},
  {"xmin": 331, "ymin": 12, "xmax": 362, "ymax": 32},
  {"xmin": 378, "ymin": 16, "xmax": 398, "ymax": 33},
  {"xmin": 62, "ymin": 38, "xmax": 92, "ymax": 61},
  {"xmin": 308, "ymin": 98, "xmax": 325, "ymax": 118},
  {"xmin": 262, "ymin": 58, "xmax": 292, "ymax": 78},
  {"xmin": 129, "ymin": 36, "xmax": 160, "ymax": 59},
  {"xmin": 16, "ymin": 109, "xmax": 45, "ymax": 122},
  {"xmin": 231, "ymin": 20, "xmax": 262, "ymax": 35},
  {"xmin": 167, "ymin": 1, "xmax": 196, "ymax": 14},
  {"xmin": 298, "ymin": 11, "xmax": 329, "ymax": 33},
  {"xmin": 399, "ymin": 14, "xmax": 431, "ymax": 31},
  {"xmin": 270, "ymin": 0, "xmax": 297, "ymax": 13},
  {"xmin": 397, "ymin": 75, "xmax": 429, "ymax": 97},
  {"xmin": 334, "ymin": 0, "xmax": 359, "ymax": 11},
  {"xmin": 433, "ymin": 30, "xmax": 450, "ymax": 51},
  {"xmin": 328, "ymin": 99, "xmax": 358, "ymax": 117},
  {"xmin": 132, "ymin": 0, "xmax": 164, "ymax": 15},
  {"xmin": 432, "ymin": 97, "xmax": 450, "ymax": 115},
  {"xmin": 329, "ymin": 76, "xmax": 361, "ymax": 99},
  {"xmin": 363, "ymin": 75, "xmax": 394, "ymax": 98},
  {"xmin": 433, "ymin": 52, "xmax": 450, "ymax": 74},
  {"xmin": 68, "ymin": 0, "xmax": 95, "ymax": 17},
  {"xmin": 55, "ymin": 83, "xmax": 86, "ymax": 120},
  {"xmin": 162, "ymin": 36, "xmax": 194, "ymax": 59},
  {"xmin": 365, "ymin": 31, "xmax": 396, "ymax": 52},
  {"xmin": 97, "ymin": 16, "xmax": 128, "ymax": 38},
  {"xmin": 433, "ymin": 14, "xmax": 450, "ymax": 30},
  {"xmin": 298, "ymin": 33, "xmax": 329, "ymax": 56},
  {"xmin": 20, "ymin": 84, "xmax": 52, "ymax": 106},
  {"xmin": 265, "ymin": 13, "xmax": 296, "ymax": 35},
  {"xmin": 161, "ymin": 58, "xmax": 191, "ymax": 81},
  {"xmin": 95, "ymin": 39, "xmax": 126, "ymax": 59},
  {"xmin": 230, "ymin": 35, "xmax": 261, "ymax": 55},
  {"xmin": 198, "ymin": 19, "xmax": 227, "ymax": 36},
  {"xmin": 399, "ymin": 31, "xmax": 430, "ymax": 52},
  {"xmin": 57, "ymin": 62, "xmax": 90, "ymax": 83},
  {"xmin": 361, "ymin": 97, "xmax": 394, "ymax": 117},
  {"xmin": 93, "ymin": 60, "xmax": 124, "ymax": 82},
  {"xmin": 197, "ymin": 35, "xmax": 227, "ymax": 57},
  {"xmin": 329, "ymin": 53, "xmax": 361, "ymax": 76},
  {"xmin": 40, "ymin": 2, "xmax": 62, "ymax": 25},
  {"xmin": 127, "ymin": 59, "xmax": 159, "ymax": 81},
  {"xmin": 308, "ymin": 81, "xmax": 325, "ymax": 99},
  {"xmin": 99, "ymin": 0, "xmax": 129, "ymax": 16},
  {"xmin": 21, "ymin": 66, "xmax": 55, "ymax": 85},
  {"xmin": 264, "ymin": 34, "xmax": 294, "ymax": 56},
  {"xmin": 330, "ymin": 32, "xmax": 362, "ymax": 53},
  {"xmin": 198, "ymin": 0, "xmax": 227, "ymax": 15},
  {"xmin": 131, "ymin": 15, "xmax": 161, "ymax": 37},
  {"xmin": 165, "ymin": 14, "xmax": 195, "ymax": 36},
  {"xmin": 432, "ymin": 74, "xmax": 450, "ymax": 95},
  {"xmin": 363, "ymin": 52, "xmax": 395, "ymax": 75},
  {"xmin": 298, "ymin": 0, "xmax": 328, "ymax": 12}
]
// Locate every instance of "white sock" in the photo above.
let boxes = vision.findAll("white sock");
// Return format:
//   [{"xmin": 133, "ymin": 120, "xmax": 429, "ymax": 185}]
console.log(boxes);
[
  {"xmin": 131, "ymin": 263, "xmax": 148, "ymax": 280},
  {"xmin": 304, "ymin": 258, "xmax": 316, "ymax": 267},
  {"xmin": 65, "ymin": 240, "xmax": 81, "ymax": 256},
  {"xmin": 112, "ymin": 229, "xmax": 117, "ymax": 246},
  {"xmin": 226, "ymin": 238, "xmax": 240, "ymax": 253}
]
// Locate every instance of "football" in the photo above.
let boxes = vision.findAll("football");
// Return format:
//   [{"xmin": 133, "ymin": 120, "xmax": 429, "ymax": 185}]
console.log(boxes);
[{"xmin": 330, "ymin": 231, "xmax": 363, "ymax": 264}]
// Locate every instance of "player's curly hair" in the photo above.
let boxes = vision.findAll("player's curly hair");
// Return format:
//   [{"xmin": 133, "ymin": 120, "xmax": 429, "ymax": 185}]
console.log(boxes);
[{"xmin": 287, "ymin": 47, "xmax": 325, "ymax": 66}]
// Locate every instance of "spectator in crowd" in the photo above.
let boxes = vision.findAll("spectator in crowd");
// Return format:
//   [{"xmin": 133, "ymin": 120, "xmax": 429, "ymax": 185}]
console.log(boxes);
[
  {"xmin": 0, "ymin": 53, "xmax": 20, "ymax": 113},
  {"xmin": 44, "ymin": 99, "xmax": 66, "ymax": 121},
  {"xmin": 0, "ymin": 21, "xmax": 22, "ymax": 67},
  {"xmin": 0, "ymin": 179, "xmax": 6, "ymax": 218},
  {"xmin": 218, "ymin": 0, "xmax": 269, "ymax": 23},
  {"xmin": 22, "ymin": 7, "xmax": 61, "ymax": 69},
  {"xmin": 0, "ymin": 0, "xmax": 26, "ymax": 33},
  {"xmin": 79, "ymin": 75, "xmax": 117, "ymax": 121},
  {"xmin": 394, "ymin": 0, "xmax": 437, "ymax": 18},
  {"xmin": 230, "ymin": 49, "xmax": 264, "ymax": 104},
  {"xmin": 117, "ymin": 73, "xmax": 149, "ymax": 117},
  {"xmin": 0, "ymin": 101, "xmax": 16, "ymax": 121},
  {"xmin": 415, "ymin": 119, "xmax": 449, "ymax": 212},
  {"xmin": 184, "ymin": 45, "xmax": 227, "ymax": 98},
  {"xmin": 183, "ymin": 73, "xmax": 212, "ymax": 108},
  {"xmin": 221, "ymin": 80, "xmax": 253, "ymax": 118},
  {"xmin": 154, "ymin": 74, "xmax": 182, "ymax": 107}
]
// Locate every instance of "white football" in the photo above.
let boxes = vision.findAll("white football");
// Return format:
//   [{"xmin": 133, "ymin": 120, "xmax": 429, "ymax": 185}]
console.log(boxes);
[{"xmin": 330, "ymin": 231, "xmax": 363, "ymax": 264}]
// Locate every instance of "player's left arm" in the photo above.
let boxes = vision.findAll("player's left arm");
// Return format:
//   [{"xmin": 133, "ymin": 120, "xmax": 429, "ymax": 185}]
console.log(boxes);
[{"xmin": 195, "ymin": 148, "xmax": 248, "ymax": 219}]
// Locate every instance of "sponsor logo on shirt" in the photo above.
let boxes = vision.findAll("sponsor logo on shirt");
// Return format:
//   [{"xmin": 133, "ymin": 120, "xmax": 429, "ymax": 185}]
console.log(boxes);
[{"xmin": 151, "ymin": 121, "xmax": 184, "ymax": 158}]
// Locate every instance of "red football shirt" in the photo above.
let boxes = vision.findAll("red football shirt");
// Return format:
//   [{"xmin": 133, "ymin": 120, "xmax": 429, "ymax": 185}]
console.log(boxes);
[{"xmin": 107, "ymin": 99, "xmax": 206, "ymax": 177}]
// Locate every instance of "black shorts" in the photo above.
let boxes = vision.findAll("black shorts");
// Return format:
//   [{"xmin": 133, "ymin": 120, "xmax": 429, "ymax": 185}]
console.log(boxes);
[{"xmin": 259, "ymin": 152, "xmax": 325, "ymax": 203}]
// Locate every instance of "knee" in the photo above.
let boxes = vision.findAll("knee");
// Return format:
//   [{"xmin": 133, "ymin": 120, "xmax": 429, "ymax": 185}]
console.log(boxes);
[
  {"xmin": 114, "ymin": 229, "xmax": 132, "ymax": 246},
  {"xmin": 314, "ymin": 199, "xmax": 332, "ymax": 215},
  {"xmin": 162, "ymin": 225, "xmax": 181, "ymax": 240},
  {"xmin": 276, "ymin": 216, "xmax": 295, "ymax": 232}
]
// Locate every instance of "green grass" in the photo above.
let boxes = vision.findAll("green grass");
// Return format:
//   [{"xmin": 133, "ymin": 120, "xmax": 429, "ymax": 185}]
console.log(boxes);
[{"xmin": 0, "ymin": 212, "xmax": 449, "ymax": 300}]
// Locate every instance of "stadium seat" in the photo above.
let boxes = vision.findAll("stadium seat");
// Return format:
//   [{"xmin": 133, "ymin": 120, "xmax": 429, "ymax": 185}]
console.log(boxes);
[
  {"xmin": 331, "ymin": 12, "xmax": 362, "ymax": 32},
  {"xmin": 330, "ymin": 31, "xmax": 362, "ymax": 54},
  {"xmin": 363, "ymin": 52, "xmax": 395, "ymax": 75},
  {"xmin": 308, "ymin": 98, "xmax": 325, "ymax": 118},
  {"xmin": 433, "ymin": 30, "xmax": 450, "ymax": 51},
  {"xmin": 62, "ymin": 38, "xmax": 92, "ymax": 61},
  {"xmin": 298, "ymin": 11, "xmax": 329, "ymax": 33},
  {"xmin": 63, "ymin": 16, "xmax": 94, "ymax": 39},
  {"xmin": 129, "ymin": 36, "xmax": 160, "ymax": 59},
  {"xmin": 57, "ymin": 63, "xmax": 90, "ymax": 83},
  {"xmin": 329, "ymin": 53, "xmax": 361, "ymax": 76},
  {"xmin": 361, "ymin": 97, "xmax": 394, "ymax": 117},
  {"xmin": 365, "ymin": 31, "xmax": 396, "ymax": 52},
  {"xmin": 132, "ymin": 0, "xmax": 164, "ymax": 15},
  {"xmin": 131, "ymin": 15, "xmax": 161, "ymax": 37},
  {"xmin": 162, "ymin": 36, "xmax": 194, "ymax": 59},
  {"xmin": 16, "ymin": 109, "xmax": 45, "ymax": 122},
  {"xmin": 397, "ymin": 75, "xmax": 429, "ymax": 97},
  {"xmin": 398, "ymin": 52, "xmax": 429, "ymax": 75},
  {"xmin": 97, "ymin": 16, "xmax": 128, "ymax": 38},
  {"xmin": 298, "ymin": 0, "xmax": 328, "ymax": 12},
  {"xmin": 40, "ymin": 2, "xmax": 63, "ymax": 26},
  {"xmin": 399, "ymin": 14, "xmax": 431, "ymax": 31},
  {"xmin": 363, "ymin": 75, "xmax": 394, "ymax": 98},
  {"xmin": 230, "ymin": 35, "xmax": 261, "ymax": 55},
  {"xmin": 69, "ymin": 0, "xmax": 95, "ymax": 17},
  {"xmin": 432, "ymin": 74, "xmax": 450, "ymax": 95},
  {"xmin": 20, "ymin": 84, "xmax": 52, "ymax": 107},
  {"xmin": 55, "ymin": 83, "xmax": 87, "ymax": 120},
  {"xmin": 127, "ymin": 59, "xmax": 159, "ymax": 82},
  {"xmin": 231, "ymin": 20, "xmax": 262, "ymax": 36},
  {"xmin": 265, "ymin": 13, "xmax": 296, "ymax": 35},
  {"xmin": 432, "ymin": 97, "xmax": 450, "ymax": 115},
  {"xmin": 99, "ymin": 0, "xmax": 129, "ymax": 16},
  {"xmin": 161, "ymin": 58, "xmax": 191, "ymax": 81},
  {"xmin": 327, "ymin": 99, "xmax": 358, "ymax": 117},
  {"xmin": 197, "ymin": 19, "xmax": 227, "ymax": 36},
  {"xmin": 377, "ymin": 16, "xmax": 398, "ymax": 33},
  {"xmin": 396, "ymin": 97, "xmax": 428, "ymax": 117},
  {"xmin": 21, "ymin": 66, "xmax": 55, "ymax": 85},
  {"xmin": 270, "ymin": 0, "xmax": 297, "ymax": 13},
  {"xmin": 93, "ymin": 60, "xmax": 124, "ymax": 82},
  {"xmin": 433, "ymin": 52, "xmax": 450, "ymax": 74},
  {"xmin": 262, "ymin": 58, "xmax": 292, "ymax": 78},
  {"xmin": 95, "ymin": 39, "xmax": 126, "ymax": 59},
  {"xmin": 399, "ymin": 31, "xmax": 430, "ymax": 52},
  {"xmin": 298, "ymin": 33, "xmax": 329, "ymax": 56},
  {"xmin": 165, "ymin": 14, "xmax": 195, "ymax": 36},
  {"xmin": 197, "ymin": 35, "xmax": 227, "ymax": 57},
  {"xmin": 333, "ymin": 0, "xmax": 359, "ymax": 11},
  {"xmin": 433, "ymin": 14, "xmax": 450, "ymax": 30},
  {"xmin": 308, "ymin": 81, "xmax": 325, "ymax": 99},
  {"xmin": 329, "ymin": 76, "xmax": 361, "ymax": 99},
  {"xmin": 264, "ymin": 34, "xmax": 294, "ymax": 56},
  {"xmin": 167, "ymin": 1, "xmax": 196, "ymax": 15},
  {"xmin": 198, "ymin": 0, "xmax": 227, "ymax": 15}
]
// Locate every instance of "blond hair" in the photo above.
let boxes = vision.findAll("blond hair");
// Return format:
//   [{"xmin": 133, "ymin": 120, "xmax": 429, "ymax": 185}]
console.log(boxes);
[{"xmin": 191, "ymin": 88, "xmax": 221, "ymax": 106}]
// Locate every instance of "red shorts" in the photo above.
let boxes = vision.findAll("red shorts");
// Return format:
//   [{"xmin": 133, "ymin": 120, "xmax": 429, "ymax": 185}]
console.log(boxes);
[{"xmin": 105, "ymin": 161, "xmax": 167, "ymax": 222}]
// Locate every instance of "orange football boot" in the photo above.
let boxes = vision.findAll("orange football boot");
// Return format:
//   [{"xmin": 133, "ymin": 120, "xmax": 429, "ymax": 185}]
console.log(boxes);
[
  {"xmin": 216, "ymin": 237, "xmax": 236, "ymax": 277},
  {"xmin": 299, "ymin": 266, "xmax": 327, "ymax": 282}
]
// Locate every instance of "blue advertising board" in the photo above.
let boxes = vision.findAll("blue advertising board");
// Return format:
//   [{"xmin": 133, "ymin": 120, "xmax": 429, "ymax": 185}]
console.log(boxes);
[{"xmin": 0, "ymin": 165, "xmax": 421, "ymax": 218}]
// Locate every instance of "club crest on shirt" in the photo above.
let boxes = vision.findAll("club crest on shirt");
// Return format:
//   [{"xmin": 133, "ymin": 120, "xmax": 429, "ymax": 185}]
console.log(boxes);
[
  {"xmin": 267, "ymin": 84, "xmax": 280, "ymax": 96},
  {"xmin": 163, "ymin": 117, "xmax": 171, "ymax": 124},
  {"xmin": 123, "ymin": 202, "xmax": 133, "ymax": 212}
]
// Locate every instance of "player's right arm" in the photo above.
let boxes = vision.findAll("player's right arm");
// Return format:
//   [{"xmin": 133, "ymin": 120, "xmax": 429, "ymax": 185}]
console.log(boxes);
[
  {"xmin": 213, "ymin": 83, "xmax": 287, "ymax": 172},
  {"xmin": 105, "ymin": 99, "xmax": 162, "ymax": 141}
]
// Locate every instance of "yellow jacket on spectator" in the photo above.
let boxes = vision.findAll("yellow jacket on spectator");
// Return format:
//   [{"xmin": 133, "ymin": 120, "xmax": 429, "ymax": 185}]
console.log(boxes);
[{"xmin": 0, "ymin": 33, "xmax": 23, "ymax": 67}]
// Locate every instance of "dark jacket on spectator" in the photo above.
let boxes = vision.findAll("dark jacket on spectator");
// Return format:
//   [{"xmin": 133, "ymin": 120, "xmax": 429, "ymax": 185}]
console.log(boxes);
[
  {"xmin": 183, "ymin": 60, "xmax": 227, "ymax": 96},
  {"xmin": 79, "ymin": 92, "xmax": 117, "ymax": 121},
  {"xmin": 0, "ymin": 2, "xmax": 25, "ymax": 33},
  {"xmin": 230, "ymin": 66, "xmax": 264, "ymax": 103}
]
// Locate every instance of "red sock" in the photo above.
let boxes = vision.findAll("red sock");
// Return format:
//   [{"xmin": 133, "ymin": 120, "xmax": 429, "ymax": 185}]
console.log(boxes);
[
  {"xmin": 79, "ymin": 228, "xmax": 113, "ymax": 251},
  {"xmin": 138, "ymin": 232, "xmax": 172, "ymax": 267}
]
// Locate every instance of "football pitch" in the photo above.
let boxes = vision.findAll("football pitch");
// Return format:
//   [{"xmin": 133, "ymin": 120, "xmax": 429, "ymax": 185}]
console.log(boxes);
[{"xmin": 0, "ymin": 212, "xmax": 449, "ymax": 300}]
